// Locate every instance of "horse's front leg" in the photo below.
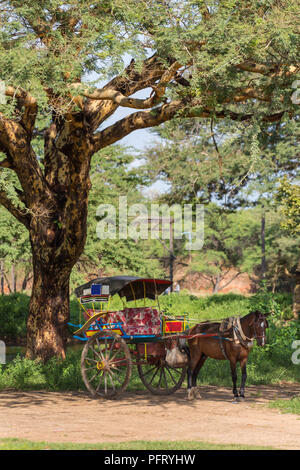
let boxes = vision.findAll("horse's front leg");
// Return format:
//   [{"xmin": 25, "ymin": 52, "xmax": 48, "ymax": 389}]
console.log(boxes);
[
  {"xmin": 187, "ymin": 354, "xmax": 206, "ymax": 400},
  {"xmin": 230, "ymin": 360, "xmax": 239, "ymax": 400},
  {"xmin": 187, "ymin": 366, "xmax": 194, "ymax": 400},
  {"xmin": 239, "ymin": 358, "xmax": 247, "ymax": 399}
]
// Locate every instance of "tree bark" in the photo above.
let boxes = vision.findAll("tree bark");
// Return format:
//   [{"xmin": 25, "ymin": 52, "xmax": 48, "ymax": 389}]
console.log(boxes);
[
  {"xmin": 261, "ymin": 208, "xmax": 266, "ymax": 279},
  {"xmin": 26, "ymin": 263, "xmax": 71, "ymax": 360},
  {"xmin": 213, "ymin": 275, "xmax": 220, "ymax": 294},
  {"xmin": 25, "ymin": 203, "xmax": 88, "ymax": 360},
  {"xmin": 0, "ymin": 260, "xmax": 4, "ymax": 295},
  {"xmin": 11, "ymin": 264, "xmax": 16, "ymax": 293},
  {"xmin": 21, "ymin": 268, "xmax": 32, "ymax": 291},
  {"xmin": 293, "ymin": 259, "xmax": 300, "ymax": 320}
]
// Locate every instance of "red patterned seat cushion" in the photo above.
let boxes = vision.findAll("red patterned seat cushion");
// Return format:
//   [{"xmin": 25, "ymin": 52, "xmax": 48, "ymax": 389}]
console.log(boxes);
[
  {"xmin": 123, "ymin": 307, "xmax": 161, "ymax": 336},
  {"xmin": 101, "ymin": 311, "xmax": 126, "ymax": 325}
]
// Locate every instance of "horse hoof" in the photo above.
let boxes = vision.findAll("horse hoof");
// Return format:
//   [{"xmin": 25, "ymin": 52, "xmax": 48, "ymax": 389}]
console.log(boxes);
[
  {"xmin": 187, "ymin": 388, "xmax": 200, "ymax": 400},
  {"xmin": 232, "ymin": 397, "xmax": 240, "ymax": 404},
  {"xmin": 239, "ymin": 395, "xmax": 245, "ymax": 401}
]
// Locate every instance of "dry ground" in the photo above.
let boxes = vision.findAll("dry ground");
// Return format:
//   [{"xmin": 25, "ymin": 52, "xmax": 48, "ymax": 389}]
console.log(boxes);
[{"xmin": 0, "ymin": 384, "xmax": 300, "ymax": 449}]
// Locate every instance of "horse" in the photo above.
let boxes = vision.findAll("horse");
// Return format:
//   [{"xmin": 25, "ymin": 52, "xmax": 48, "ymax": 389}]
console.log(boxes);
[
  {"xmin": 164, "ymin": 310, "xmax": 269, "ymax": 401},
  {"xmin": 186, "ymin": 310, "xmax": 269, "ymax": 401}
]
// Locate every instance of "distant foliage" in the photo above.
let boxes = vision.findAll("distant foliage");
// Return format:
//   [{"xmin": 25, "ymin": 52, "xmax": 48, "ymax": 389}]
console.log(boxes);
[
  {"xmin": 276, "ymin": 177, "xmax": 300, "ymax": 235},
  {"xmin": 0, "ymin": 293, "xmax": 29, "ymax": 341}
]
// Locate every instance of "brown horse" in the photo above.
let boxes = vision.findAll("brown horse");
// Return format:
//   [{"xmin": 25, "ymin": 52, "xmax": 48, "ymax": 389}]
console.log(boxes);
[{"xmin": 181, "ymin": 311, "xmax": 269, "ymax": 401}]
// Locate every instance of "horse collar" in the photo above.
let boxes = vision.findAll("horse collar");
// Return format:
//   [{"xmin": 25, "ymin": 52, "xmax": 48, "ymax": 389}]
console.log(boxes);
[{"xmin": 233, "ymin": 317, "xmax": 254, "ymax": 348}]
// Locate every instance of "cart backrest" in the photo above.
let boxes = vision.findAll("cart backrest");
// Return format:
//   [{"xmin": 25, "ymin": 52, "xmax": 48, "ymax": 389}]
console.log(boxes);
[{"xmin": 123, "ymin": 307, "xmax": 161, "ymax": 335}]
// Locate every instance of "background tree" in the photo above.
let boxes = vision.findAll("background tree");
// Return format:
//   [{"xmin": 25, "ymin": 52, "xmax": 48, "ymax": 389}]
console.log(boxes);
[
  {"xmin": 142, "ymin": 116, "xmax": 299, "ymax": 290},
  {"xmin": 0, "ymin": 170, "xmax": 32, "ymax": 293},
  {"xmin": 0, "ymin": 1, "xmax": 298, "ymax": 359},
  {"xmin": 276, "ymin": 178, "xmax": 300, "ymax": 318},
  {"xmin": 185, "ymin": 204, "xmax": 260, "ymax": 293},
  {"xmin": 142, "ymin": 116, "xmax": 299, "ymax": 207},
  {"xmin": 71, "ymin": 144, "xmax": 163, "ymax": 289}
]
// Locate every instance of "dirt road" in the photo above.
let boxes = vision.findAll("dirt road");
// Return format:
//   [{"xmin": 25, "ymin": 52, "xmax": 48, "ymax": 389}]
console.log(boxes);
[{"xmin": 0, "ymin": 384, "xmax": 300, "ymax": 449}]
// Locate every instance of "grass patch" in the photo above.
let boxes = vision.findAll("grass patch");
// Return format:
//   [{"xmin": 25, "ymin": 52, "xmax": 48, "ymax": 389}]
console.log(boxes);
[
  {"xmin": 269, "ymin": 396, "xmax": 300, "ymax": 415},
  {"xmin": 0, "ymin": 438, "xmax": 275, "ymax": 450}
]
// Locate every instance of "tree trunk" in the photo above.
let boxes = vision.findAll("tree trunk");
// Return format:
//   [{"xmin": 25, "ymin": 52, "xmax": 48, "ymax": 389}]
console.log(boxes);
[
  {"xmin": 21, "ymin": 268, "xmax": 32, "ymax": 291},
  {"xmin": 11, "ymin": 264, "xmax": 16, "ymax": 293},
  {"xmin": 25, "ymin": 203, "xmax": 88, "ymax": 361},
  {"xmin": 25, "ymin": 147, "xmax": 91, "ymax": 360},
  {"xmin": 26, "ymin": 255, "xmax": 73, "ymax": 360},
  {"xmin": 0, "ymin": 260, "xmax": 4, "ymax": 295},
  {"xmin": 261, "ymin": 209, "xmax": 266, "ymax": 279},
  {"xmin": 213, "ymin": 275, "xmax": 220, "ymax": 294},
  {"xmin": 293, "ymin": 259, "xmax": 300, "ymax": 320}
]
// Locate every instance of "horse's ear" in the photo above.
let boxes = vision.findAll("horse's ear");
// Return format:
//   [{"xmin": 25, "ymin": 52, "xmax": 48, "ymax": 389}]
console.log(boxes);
[
  {"xmin": 263, "ymin": 312, "xmax": 272, "ymax": 317},
  {"xmin": 253, "ymin": 310, "xmax": 271, "ymax": 317},
  {"xmin": 251, "ymin": 310, "xmax": 262, "ymax": 319}
]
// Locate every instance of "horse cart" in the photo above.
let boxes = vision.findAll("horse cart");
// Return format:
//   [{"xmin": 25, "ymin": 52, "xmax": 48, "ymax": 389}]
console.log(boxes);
[{"xmin": 69, "ymin": 276, "xmax": 189, "ymax": 399}]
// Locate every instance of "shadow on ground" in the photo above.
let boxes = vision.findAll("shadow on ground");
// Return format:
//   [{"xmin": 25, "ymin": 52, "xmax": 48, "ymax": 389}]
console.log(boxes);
[{"xmin": 1, "ymin": 383, "xmax": 299, "ymax": 409}]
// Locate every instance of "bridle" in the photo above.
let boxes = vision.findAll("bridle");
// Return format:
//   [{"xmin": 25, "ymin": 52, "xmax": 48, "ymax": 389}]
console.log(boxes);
[{"xmin": 250, "ymin": 313, "xmax": 268, "ymax": 346}]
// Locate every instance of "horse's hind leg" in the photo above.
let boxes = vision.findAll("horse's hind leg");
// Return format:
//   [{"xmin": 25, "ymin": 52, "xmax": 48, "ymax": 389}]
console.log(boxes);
[
  {"xmin": 230, "ymin": 359, "xmax": 239, "ymax": 400},
  {"xmin": 239, "ymin": 358, "xmax": 247, "ymax": 399}
]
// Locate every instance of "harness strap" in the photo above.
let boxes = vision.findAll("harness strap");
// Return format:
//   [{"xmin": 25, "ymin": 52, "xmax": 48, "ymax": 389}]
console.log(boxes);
[
  {"xmin": 232, "ymin": 317, "xmax": 253, "ymax": 348},
  {"xmin": 219, "ymin": 335, "xmax": 229, "ymax": 360}
]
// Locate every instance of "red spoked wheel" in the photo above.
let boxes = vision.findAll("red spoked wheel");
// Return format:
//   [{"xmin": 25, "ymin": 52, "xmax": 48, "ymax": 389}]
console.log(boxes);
[
  {"xmin": 81, "ymin": 331, "xmax": 132, "ymax": 399},
  {"xmin": 136, "ymin": 347, "xmax": 186, "ymax": 395}
]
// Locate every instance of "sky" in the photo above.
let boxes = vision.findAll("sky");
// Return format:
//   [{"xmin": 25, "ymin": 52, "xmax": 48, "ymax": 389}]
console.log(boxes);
[
  {"xmin": 99, "ymin": 87, "xmax": 157, "ymax": 150},
  {"xmin": 97, "ymin": 87, "xmax": 169, "ymax": 194}
]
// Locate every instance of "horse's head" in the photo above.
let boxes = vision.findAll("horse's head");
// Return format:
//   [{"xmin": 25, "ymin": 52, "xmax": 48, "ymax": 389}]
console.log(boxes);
[{"xmin": 249, "ymin": 310, "xmax": 270, "ymax": 347}]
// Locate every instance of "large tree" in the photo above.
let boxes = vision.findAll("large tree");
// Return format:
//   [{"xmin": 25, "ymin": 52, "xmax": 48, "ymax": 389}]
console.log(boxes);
[{"xmin": 0, "ymin": 1, "xmax": 298, "ymax": 360}]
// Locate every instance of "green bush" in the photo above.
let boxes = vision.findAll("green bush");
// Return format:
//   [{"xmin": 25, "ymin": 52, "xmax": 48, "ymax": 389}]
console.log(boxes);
[
  {"xmin": 0, "ymin": 350, "xmax": 84, "ymax": 392},
  {"xmin": 0, "ymin": 293, "xmax": 30, "ymax": 341},
  {"xmin": 0, "ymin": 356, "xmax": 46, "ymax": 390}
]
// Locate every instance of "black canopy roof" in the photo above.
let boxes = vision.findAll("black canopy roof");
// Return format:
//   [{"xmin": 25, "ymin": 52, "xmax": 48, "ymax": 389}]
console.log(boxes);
[{"xmin": 74, "ymin": 276, "xmax": 172, "ymax": 301}]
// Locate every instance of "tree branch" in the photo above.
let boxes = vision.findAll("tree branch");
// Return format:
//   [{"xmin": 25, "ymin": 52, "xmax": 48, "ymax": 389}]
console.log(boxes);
[
  {"xmin": 82, "ymin": 61, "xmax": 182, "ymax": 110},
  {"xmin": 219, "ymin": 272, "xmax": 242, "ymax": 291},
  {"xmin": 92, "ymin": 100, "xmax": 183, "ymax": 151},
  {"xmin": 0, "ymin": 189, "xmax": 30, "ymax": 228},
  {"xmin": 235, "ymin": 61, "xmax": 298, "ymax": 78},
  {"xmin": 5, "ymin": 86, "xmax": 38, "ymax": 138},
  {"xmin": 92, "ymin": 97, "xmax": 286, "ymax": 153},
  {"xmin": 0, "ymin": 158, "xmax": 13, "ymax": 169},
  {"xmin": 0, "ymin": 114, "xmax": 50, "ymax": 204},
  {"xmin": 83, "ymin": 53, "xmax": 178, "ymax": 132}
]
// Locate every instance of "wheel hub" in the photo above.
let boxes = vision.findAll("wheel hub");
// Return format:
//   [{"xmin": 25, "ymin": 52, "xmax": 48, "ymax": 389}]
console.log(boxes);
[{"xmin": 96, "ymin": 360, "xmax": 106, "ymax": 370}]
